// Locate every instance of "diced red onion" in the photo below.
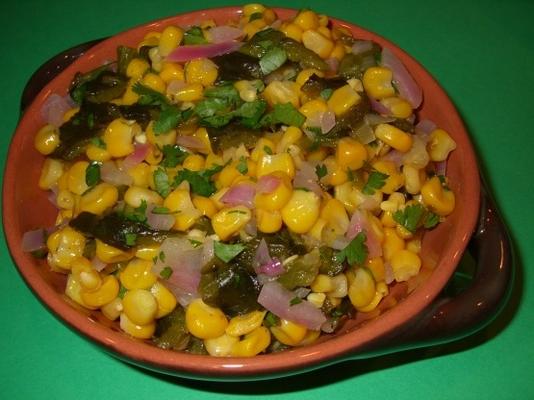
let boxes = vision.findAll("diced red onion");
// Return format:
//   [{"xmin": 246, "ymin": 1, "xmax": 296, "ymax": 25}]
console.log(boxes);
[
  {"xmin": 415, "ymin": 119, "xmax": 436, "ymax": 137},
  {"xmin": 381, "ymin": 47, "xmax": 423, "ymax": 109},
  {"xmin": 257, "ymin": 258, "xmax": 284, "ymax": 277},
  {"xmin": 100, "ymin": 161, "xmax": 133, "ymax": 186},
  {"xmin": 166, "ymin": 41, "xmax": 242, "ymax": 62},
  {"xmin": 220, "ymin": 183, "xmax": 255, "ymax": 208},
  {"xmin": 381, "ymin": 149, "xmax": 404, "ymax": 167},
  {"xmin": 270, "ymin": 19, "xmax": 282, "ymax": 30},
  {"xmin": 41, "ymin": 94, "xmax": 73, "ymax": 128},
  {"xmin": 200, "ymin": 238, "xmax": 215, "ymax": 267},
  {"xmin": 47, "ymin": 186, "xmax": 59, "ymax": 209},
  {"xmin": 166, "ymin": 283, "xmax": 198, "ymax": 307},
  {"xmin": 208, "ymin": 26, "xmax": 244, "ymax": 43},
  {"xmin": 176, "ymin": 135, "xmax": 205, "ymax": 152},
  {"xmin": 346, "ymin": 210, "xmax": 382, "ymax": 258},
  {"xmin": 352, "ymin": 40, "xmax": 374, "ymax": 55},
  {"xmin": 325, "ymin": 57, "xmax": 339, "ymax": 73},
  {"xmin": 370, "ymin": 98, "xmax": 391, "ymax": 115},
  {"xmin": 253, "ymin": 238, "xmax": 285, "ymax": 277},
  {"xmin": 21, "ymin": 228, "xmax": 47, "ymax": 252},
  {"xmin": 256, "ymin": 174, "xmax": 281, "ymax": 194},
  {"xmin": 331, "ymin": 235, "xmax": 351, "ymax": 251},
  {"xmin": 146, "ymin": 204, "xmax": 175, "ymax": 231},
  {"xmin": 435, "ymin": 160, "xmax": 447, "ymax": 176},
  {"xmin": 91, "ymin": 256, "xmax": 107, "ymax": 272},
  {"xmin": 257, "ymin": 281, "xmax": 327, "ymax": 330},
  {"xmin": 293, "ymin": 161, "xmax": 323, "ymax": 197},
  {"xmin": 122, "ymin": 142, "xmax": 149, "ymax": 170},
  {"xmin": 321, "ymin": 319, "xmax": 336, "ymax": 333},
  {"xmin": 384, "ymin": 262, "xmax": 395, "ymax": 284},
  {"xmin": 306, "ymin": 111, "xmax": 336, "ymax": 134}
]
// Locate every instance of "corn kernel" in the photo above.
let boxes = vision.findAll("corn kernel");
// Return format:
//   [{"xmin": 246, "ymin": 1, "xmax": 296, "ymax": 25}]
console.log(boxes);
[
  {"xmin": 301, "ymin": 29, "xmax": 334, "ymax": 59},
  {"xmin": 191, "ymin": 127, "xmax": 213, "ymax": 154},
  {"xmin": 363, "ymin": 67, "xmax": 395, "ymax": 99},
  {"xmin": 96, "ymin": 239, "xmax": 133, "ymax": 263},
  {"xmin": 380, "ymin": 97, "xmax": 413, "ymax": 119},
  {"xmin": 327, "ymin": 85, "xmax": 361, "ymax": 116},
  {"xmin": 281, "ymin": 189, "xmax": 320, "ymax": 234},
  {"xmin": 374, "ymin": 123, "xmax": 413, "ymax": 153},
  {"xmin": 421, "ymin": 176, "xmax": 455, "ymax": 216},
  {"xmin": 299, "ymin": 98, "xmax": 328, "ymax": 118},
  {"xmin": 270, "ymin": 319, "xmax": 307, "ymax": 346},
  {"xmin": 276, "ymin": 126, "xmax": 303, "ymax": 153},
  {"xmin": 86, "ymin": 144, "xmax": 111, "ymax": 162},
  {"xmin": 182, "ymin": 154, "xmax": 205, "ymax": 171},
  {"xmin": 34, "ymin": 124, "xmax": 59, "ymax": 155},
  {"xmin": 158, "ymin": 25, "xmax": 183, "ymax": 57},
  {"xmin": 185, "ymin": 58, "xmax": 218, "ymax": 87},
  {"xmin": 124, "ymin": 186, "xmax": 163, "ymax": 208},
  {"xmin": 231, "ymin": 326, "xmax": 271, "ymax": 357},
  {"xmin": 78, "ymin": 182, "xmax": 118, "ymax": 215},
  {"xmin": 294, "ymin": 10, "xmax": 320, "ymax": 30},
  {"xmin": 250, "ymin": 138, "xmax": 276, "ymax": 162},
  {"xmin": 311, "ymin": 274, "xmax": 334, "ymax": 293},
  {"xmin": 65, "ymin": 273, "xmax": 95, "ymax": 309},
  {"xmin": 428, "ymin": 129, "xmax": 457, "ymax": 161},
  {"xmin": 172, "ymin": 82, "xmax": 204, "ymax": 102},
  {"xmin": 122, "ymin": 289, "xmax": 158, "ymax": 325},
  {"xmin": 150, "ymin": 281, "xmax": 177, "ymax": 318},
  {"xmin": 66, "ymin": 161, "xmax": 89, "ymax": 195},
  {"xmin": 348, "ymin": 268, "xmax": 376, "ymax": 309},
  {"xmin": 120, "ymin": 312, "xmax": 156, "ymax": 339},
  {"xmin": 46, "ymin": 226, "xmax": 86, "ymax": 270},
  {"xmin": 383, "ymin": 227, "xmax": 405, "ymax": 261},
  {"xmin": 320, "ymin": 198, "xmax": 349, "ymax": 236},
  {"xmin": 263, "ymin": 81, "xmax": 300, "ymax": 108},
  {"xmin": 101, "ymin": 297, "xmax": 123, "ymax": 320},
  {"xmin": 254, "ymin": 171, "xmax": 292, "ymax": 211},
  {"xmin": 126, "ymin": 58, "xmax": 150, "ymax": 79},
  {"xmin": 211, "ymin": 206, "xmax": 252, "ymax": 240},
  {"xmin": 120, "ymin": 258, "xmax": 158, "ymax": 290},
  {"xmin": 329, "ymin": 41, "xmax": 346, "ymax": 61},
  {"xmin": 135, "ymin": 243, "xmax": 160, "ymax": 261},
  {"xmin": 80, "ymin": 275, "xmax": 119, "ymax": 308},
  {"xmin": 243, "ymin": 3, "xmax": 265, "ymax": 16},
  {"xmin": 39, "ymin": 158, "xmax": 64, "ymax": 190},
  {"xmin": 335, "ymin": 137, "xmax": 367, "ymax": 170},
  {"xmin": 390, "ymin": 249, "xmax": 421, "ymax": 282},
  {"xmin": 204, "ymin": 333, "xmax": 240, "ymax": 357},
  {"xmin": 307, "ymin": 292, "xmax": 326, "ymax": 308},
  {"xmin": 103, "ymin": 118, "xmax": 140, "ymax": 158},
  {"xmin": 256, "ymin": 153, "xmax": 295, "ymax": 179},
  {"xmin": 226, "ymin": 310, "xmax": 266, "ymax": 337},
  {"xmin": 192, "ymin": 195, "xmax": 217, "ymax": 218},
  {"xmin": 280, "ymin": 22, "xmax": 303, "ymax": 42},
  {"xmin": 365, "ymin": 257, "xmax": 385, "ymax": 282},
  {"xmin": 372, "ymin": 160, "xmax": 404, "ymax": 194},
  {"xmin": 186, "ymin": 298, "xmax": 228, "ymax": 339},
  {"xmin": 256, "ymin": 208, "xmax": 283, "ymax": 233},
  {"xmin": 296, "ymin": 68, "xmax": 325, "ymax": 87},
  {"xmin": 159, "ymin": 62, "xmax": 185, "ymax": 83}
]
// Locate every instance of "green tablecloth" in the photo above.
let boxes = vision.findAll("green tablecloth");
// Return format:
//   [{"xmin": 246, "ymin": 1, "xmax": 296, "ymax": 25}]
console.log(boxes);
[{"xmin": 1, "ymin": 1, "xmax": 532, "ymax": 398}]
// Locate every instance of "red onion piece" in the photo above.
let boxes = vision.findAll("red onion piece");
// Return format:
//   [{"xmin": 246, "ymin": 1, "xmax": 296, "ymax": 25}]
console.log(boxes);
[
  {"xmin": 293, "ymin": 161, "xmax": 323, "ymax": 197},
  {"xmin": 91, "ymin": 256, "xmax": 107, "ymax": 272},
  {"xmin": 415, "ymin": 119, "xmax": 437, "ymax": 137},
  {"xmin": 346, "ymin": 210, "xmax": 382, "ymax": 258},
  {"xmin": 257, "ymin": 258, "xmax": 284, "ymax": 277},
  {"xmin": 166, "ymin": 41, "xmax": 242, "ymax": 62},
  {"xmin": 258, "ymin": 281, "xmax": 327, "ymax": 330},
  {"xmin": 146, "ymin": 204, "xmax": 175, "ymax": 231},
  {"xmin": 47, "ymin": 186, "xmax": 59, "ymax": 208},
  {"xmin": 122, "ymin": 142, "xmax": 149, "ymax": 170},
  {"xmin": 434, "ymin": 161, "xmax": 447, "ymax": 176},
  {"xmin": 325, "ymin": 57, "xmax": 339, "ymax": 73},
  {"xmin": 257, "ymin": 174, "xmax": 281, "ymax": 194},
  {"xmin": 220, "ymin": 183, "xmax": 255, "ymax": 208},
  {"xmin": 208, "ymin": 26, "xmax": 244, "ymax": 43},
  {"xmin": 306, "ymin": 111, "xmax": 336, "ymax": 134},
  {"xmin": 252, "ymin": 238, "xmax": 285, "ymax": 277},
  {"xmin": 176, "ymin": 135, "xmax": 205, "ymax": 152},
  {"xmin": 352, "ymin": 40, "xmax": 374, "ymax": 55},
  {"xmin": 41, "ymin": 94, "xmax": 73, "ymax": 128},
  {"xmin": 384, "ymin": 262, "xmax": 395, "ymax": 284},
  {"xmin": 100, "ymin": 161, "xmax": 133, "ymax": 186},
  {"xmin": 381, "ymin": 47, "xmax": 423, "ymax": 109},
  {"xmin": 370, "ymin": 97, "xmax": 391, "ymax": 115},
  {"xmin": 21, "ymin": 228, "xmax": 47, "ymax": 252},
  {"xmin": 381, "ymin": 149, "xmax": 404, "ymax": 167}
]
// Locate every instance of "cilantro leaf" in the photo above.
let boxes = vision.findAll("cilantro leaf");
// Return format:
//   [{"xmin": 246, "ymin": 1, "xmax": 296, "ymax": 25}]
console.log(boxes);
[
  {"xmin": 153, "ymin": 106, "xmax": 184, "ymax": 135},
  {"xmin": 153, "ymin": 168, "xmax": 171, "ymax": 197},
  {"xmin": 393, "ymin": 204, "xmax": 425, "ymax": 233},
  {"xmin": 85, "ymin": 162, "xmax": 101, "ymax": 187},
  {"xmin": 233, "ymin": 99, "xmax": 267, "ymax": 128},
  {"xmin": 261, "ymin": 103, "xmax": 306, "ymax": 127},
  {"xmin": 263, "ymin": 312, "xmax": 280, "ymax": 328},
  {"xmin": 125, "ymin": 233, "xmax": 137, "ymax": 246},
  {"xmin": 161, "ymin": 144, "xmax": 188, "ymax": 168},
  {"xmin": 236, "ymin": 156, "xmax": 248, "ymax": 175},
  {"xmin": 362, "ymin": 170, "xmax": 389, "ymax": 195},
  {"xmin": 335, "ymin": 232, "xmax": 368, "ymax": 266},
  {"xmin": 189, "ymin": 239, "xmax": 202, "ymax": 248},
  {"xmin": 90, "ymin": 137, "xmax": 106, "ymax": 149},
  {"xmin": 259, "ymin": 47, "xmax": 287, "ymax": 75},
  {"xmin": 184, "ymin": 26, "xmax": 207, "ymax": 45},
  {"xmin": 204, "ymin": 84, "xmax": 240, "ymax": 106},
  {"xmin": 151, "ymin": 206, "xmax": 173, "ymax": 215},
  {"xmin": 263, "ymin": 145, "xmax": 273, "ymax": 155},
  {"xmin": 159, "ymin": 266, "xmax": 173, "ymax": 280},
  {"xmin": 289, "ymin": 296, "xmax": 303, "ymax": 306},
  {"xmin": 174, "ymin": 165, "xmax": 223, "ymax": 197},
  {"xmin": 423, "ymin": 212, "xmax": 440, "ymax": 229},
  {"xmin": 214, "ymin": 241, "xmax": 246, "ymax": 263},
  {"xmin": 121, "ymin": 200, "xmax": 148, "ymax": 224},
  {"xmin": 159, "ymin": 251, "xmax": 166, "ymax": 262},
  {"xmin": 315, "ymin": 164, "xmax": 327, "ymax": 179},
  {"xmin": 132, "ymin": 82, "xmax": 169, "ymax": 107}
]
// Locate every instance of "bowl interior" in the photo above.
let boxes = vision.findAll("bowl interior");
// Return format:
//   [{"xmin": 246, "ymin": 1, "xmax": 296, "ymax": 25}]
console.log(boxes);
[{"xmin": 3, "ymin": 7, "xmax": 480, "ymax": 378}]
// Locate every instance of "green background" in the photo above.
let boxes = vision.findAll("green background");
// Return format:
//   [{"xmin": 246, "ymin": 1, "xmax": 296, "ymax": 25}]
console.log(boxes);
[{"xmin": 1, "ymin": 0, "xmax": 532, "ymax": 398}]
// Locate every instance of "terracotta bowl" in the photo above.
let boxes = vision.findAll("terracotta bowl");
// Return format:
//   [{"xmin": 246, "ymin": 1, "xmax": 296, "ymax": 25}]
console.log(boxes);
[{"xmin": 3, "ymin": 7, "xmax": 513, "ymax": 380}]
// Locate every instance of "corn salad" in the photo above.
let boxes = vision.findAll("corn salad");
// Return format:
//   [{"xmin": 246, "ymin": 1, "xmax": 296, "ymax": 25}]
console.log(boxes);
[{"xmin": 27, "ymin": 5, "xmax": 457, "ymax": 357}]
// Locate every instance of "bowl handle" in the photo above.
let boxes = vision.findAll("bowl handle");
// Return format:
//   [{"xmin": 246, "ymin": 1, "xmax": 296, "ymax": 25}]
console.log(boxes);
[{"xmin": 355, "ymin": 182, "xmax": 515, "ymax": 358}]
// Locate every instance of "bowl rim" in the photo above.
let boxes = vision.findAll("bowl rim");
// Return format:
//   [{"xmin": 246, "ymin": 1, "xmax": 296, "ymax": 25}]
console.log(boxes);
[{"xmin": 3, "ymin": 6, "xmax": 480, "ymax": 378}]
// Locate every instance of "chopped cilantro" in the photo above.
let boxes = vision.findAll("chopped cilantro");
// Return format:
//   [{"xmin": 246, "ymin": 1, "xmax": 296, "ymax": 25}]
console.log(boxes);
[
  {"xmin": 335, "ymin": 232, "xmax": 368, "ymax": 266},
  {"xmin": 161, "ymin": 144, "xmax": 188, "ymax": 168},
  {"xmin": 85, "ymin": 162, "xmax": 100, "ymax": 187},
  {"xmin": 125, "ymin": 233, "xmax": 137, "ymax": 246},
  {"xmin": 289, "ymin": 296, "xmax": 303, "ymax": 306},
  {"xmin": 306, "ymin": 126, "xmax": 322, "ymax": 136},
  {"xmin": 153, "ymin": 106, "xmax": 184, "ymax": 134},
  {"xmin": 132, "ymin": 82, "xmax": 169, "ymax": 107},
  {"xmin": 263, "ymin": 145, "xmax": 273, "ymax": 155},
  {"xmin": 174, "ymin": 164, "xmax": 223, "ymax": 197},
  {"xmin": 153, "ymin": 168, "xmax": 171, "ymax": 197},
  {"xmin": 236, "ymin": 156, "xmax": 248, "ymax": 175},
  {"xmin": 393, "ymin": 204, "xmax": 424, "ymax": 233},
  {"xmin": 159, "ymin": 251, "xmax": 166, "ymax": 262},
  {"xmin": 264, "ymin": 312, "xmax": 280, "ymax": 328},
  {"xmin": 261, "ymin": 103, "xmax": 306, "ymax": 127},
  {"xmin": 90, "ymin": 137, "xmax": 106, "ymax": 149},
  {"xmin": 159, "ymin": 266, "xmax": 173, "ymax": 280},
  {"xmin": 259, "ymin": 47, "xmax": 287, "ymax": 75},
  {"xmin": 118, "ymin": 284, "xmax": 127, "ymax": 299},
  {"xmin": 424, "ymin": 212, "xmax": 440, "ymax": 229},
  {"xmin": 233, "ymin": 99, "xmax": 267, "ymax": 128},
  {"xmin": 189, "ymin": 239, "xmax": 202, "ymax": 248},
  {"xmin": 204, "ymin": 84, "xmax": 240, "ymax": 106},
  {"xmin": 320, "ymin": 88, "xmax": 333, "ymax": 100},
  {"xmin": 214, "ymin": 241, "xmax": 246, "ymax": 263},
  {"xmin": 184, "ymin": 26, "xmax": 208, "ymax": 45},
  {"xmin": 362, "ymin": 170, "xmax": 389, "ymax": 195},
  {"xmin": 438, "ymin": 174, "xmax": 450, "ymax": 190},
  {"xmin": 315, "ymin": 164, "xmax": 327, "ymax": 179},
  {"xmin": 151, "ymin": 206, "xmax": 173, "ymax": 215}
]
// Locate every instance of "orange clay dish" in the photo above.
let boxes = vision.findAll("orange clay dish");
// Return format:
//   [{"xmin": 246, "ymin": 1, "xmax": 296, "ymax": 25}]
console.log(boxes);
[{"xmin": 23, "ymin": 4, "xmax": 457, "ymax": 357}]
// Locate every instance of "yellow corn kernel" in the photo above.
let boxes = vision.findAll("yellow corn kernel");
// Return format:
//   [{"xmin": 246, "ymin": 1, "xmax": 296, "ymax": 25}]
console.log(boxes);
[
  {"xmin": 421, "ymin": 176, "xmax": 455, "ymax": 216},
  {"xmin": 294, "ymin": 10, "xmax": 320, "ymax": 30},
  {"xmin": 185, "ymin": 58, "xmax": 218, "ymax": 87},
  {"xmin": 56, "ymin": 189, "xmax": 74, "ymax": 210},
  {"xmin": 281, "ymin": 189, "xmax": 320, "ymax": 234},
  {"xmin": 256, "ymin": 208, "xmax": 283, "ymax": 233},
  {"xmin": 242, "ymin": 19, "xmax": 267, "ymax": 38},
  {"xmin": 182, "ymin": 154, "xmax": 205, "ymax": 171},
  {"xmin": 62, "ymin": 107, "xmax": 79, "ymax": 122},
  {"xmin": 71, "ymin": 257, "xmax": 101, "ymax": 290},
  {"xmin": 320, "ymin": 198, "xmax": 349, "ymax": 236},
  {"xmin": 333, "ymin": 181, "xmax": 355, "ymax": 213},
  {"xmin": 124, "ymin": 186, "xmax": 163, "ymax": 208},
  {"xmin": 80, "ymin": 275, "xmax": 119, "ymax": 308},
  {"xmin": 335, "ymin": 137, "xmax": 367, "ymax": 171},
  {"xmin": 396, "ymin": 224, "xmax": 413, "ymax": 240},
  {"xmin": 103, "ymin": 118, "xmax": 139, "ymax": 158},
  {"xmin": 217, "ymin": 161, "xmax": 241, "ymax": 189},
  {"xmin": 365, "ymin": 257, "xmax": 385, "ymax": 282},
  {"xmin": 191, "ymin": 127, "xmax": 212, "ymax": 155},
  {"xmin": 250, "ymin": 138, "xmax": 276, "ymax": 162},
  {"xmin": 307, "ymin": 292, "xmax": 326, "ymax": 308},
  {"xmin": 210, "ymin": 187, "xmax": 229, "ymax": 210},
  {"xmin": 186, "ymin": 298, "xmax": 228, "ymax": 339},
  {"xmin": 211, "ymin": 206, "xmax": 252, "ymax": 240},
  {"xmin": 348, "ymin": 267, "xmax": 376, "ymax": 309},
  {"xmin": 192, "ymin": 195, "xmax": 217, "ymax": 218},
  {"xmin": 270, "ymin": 319, "xmax": 307, "ymax": 346},
  {"xmin": 262, "ymin": 8, "xmax": 276, "ymax": 24},
  {"xmin": 307, "ymin": 147, "xmax": 328, "ymax": 162},
  {"xmin": 318, "ymin": 14, "xmax": 329, "ymax": 27},
  {"xmin": 39, "ymin": 158, "xmax": 64, "ymax": 190},
  {"xmin": 380, "ymin": 97, "xmax": 413, "ymax": 119},
  {"xmin": 276, "ymin": 126, "xmax": 303, "ymax": 153},
  {"xmin": 403, "ymin": 165, "xmax": 422, "ymax": 195},
  {"xmin": 122, "ymin": 289, "xmax": 158, "ymax": 325},
  {"xmin": 86, "ymin": 144, "xmax": 111, "ymax": 162},
  {"xmin": 390, "ymin": 249, "xmax": 421, "ymax": 282},
  {"xmin": 226, "ymin": 310, "xmax": 266, "ymax": 337},
  {"xmin": 428, "ymin": 129, "xmax": 457, "ymax": 162},
  {"xmin": 374, "ymin": 123, "xmax": 413, "ymax": 153},
  {"xmin": 301, "ymin": 29, "xmax": 334, "ymax": 59},
  {"xmin": 120, "ymin": 258, "xmax": 158, "ymax": 290},
  {"xmin": 65, "ymin": 273, "xmax": 95, "ymax": 309},
  {"xmin": 158, "ymin": 25, "xmax": 183, "ymax": 57},
  {"xmin": 263, "ymin": 81, "xmax": 300, "ymax": 108},
  {"xmin": 101, "ymin": 297, "xmax": 123, "ymax": 320},
  {"xmin": 135, "ymin": 243, "xmax": 160, "ymax": 261},
  {"xmin": 317, "ymin": 26, "xmax": 332, "ymax": 39},
  {"xmin": 127, "ymin": 162, "xmax": 151, "ymax": 187},
  {"xmin": 372, "ymin": 160, "xmax": 404, "ymax": 194},
  {"xmin": 299, "ymin": 98, "xmax": 328, "ymax": 118},
  {"xmin": 146, "ymin": 121, "xmax": 176, "ymax": 146},
  {"xmin": 254, "ymin": 171, "xmax": 292, "ymax": 211},
  {"xmin": 119, "ymin": 79, "xmax": 140, "ymax": 105},
  {"xmin": 383, "ymin": 227, "xmax": 405, "ymax": 261},
  {"xmin": 141, "ymin": 72, "xmax": 166, "ymax": 94},
  {"xmin": 296, "ymin": 68, "xmax": 325, "ymax": 87},
  {"xmin": 94, "ymin": 240, "xmax": 132, "ymax": 264},
  {"xmin": 159, "ymin": 62, "xmax": 185, "ymax": 84},
  {"xmin": 163, "ymin": 188, "xmax": 201, "ymax": 231},
  {"xmin": 173, "ymin": 83, "xmax": 204, "ymax": 102},
  {"xmin": 329, "ymin": 274, "xmax": 348, "ymax": 298},
  {"xmin": 126, "ymin": 58, "xmax": 150, "ymax": 79},
  {"xmin": 150, "ymin": 47, "xmax": 163, "ymax": 72},
  {"xmin": 323, "ymin": 156, "xmax": 348, "ymax": 186},
  {"xmin": 311, "ymin": 274, "xmax": 334, "ymax": 293},
  {"xmin": 78, "ymin": 182, "xmax": 118, "ymax": 215},
  {"xmin": 256, "ymin": 153, "xmax": 295, "ymax": 179},
  {"xmin": 243, "ymin": 3, "xmax": 265, "ymax": 16},
  {"xmin": 204, "ymin": 333, "xmax": 240, "ymax": 357},
  {"xmin": 280, "ymin": 22, "xmax": 303, "ymax": 42},
  {"xmin": 329, "ymin": 41, "xmax": 346, "ymax": 61},
  {"xmin": 66, "ymin": 161, "xmax": 89, "ymax": 195},
  {"xmin": 362, "ymin": 66, "xmax": 395, "ymax": 99},
  {"xmin": 308, "ymin": 217, "xmax": 326, "ymax": 241},
  {"xmin": 120, "ymin": 312, "xmax": 156, "ymax": 339},
  {"xmin": 406, "ymin": 237, "xmax": 422, "ymax": 254},
  {"xmin": 145, "ymin": 145, "xmax": 163, "ymax": 165},
  {"xmin": 380, "ymin": 210, "xmax": 397, "ymax": 228},
  {"xmin": 327, "ymin": 85, "xmax": 361, "ymax": 116},
  {"xmin": 357, "ymin": 288, "xmax": 385, "ymax": 312},
  {"xmin": 46, "ymin": 227, "xmax": 85, "ymax": 270},
  {"xmin": 34, "ymin": 124, "xmax": 59, "ymax": 155},
  {"xmin": 231, "ymin": 326, "xmax": 271, "ymax": 357},
  {"xmin": 150, "ymin": 281, "xmax": 177, "ymax": 318}
]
